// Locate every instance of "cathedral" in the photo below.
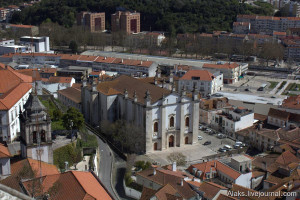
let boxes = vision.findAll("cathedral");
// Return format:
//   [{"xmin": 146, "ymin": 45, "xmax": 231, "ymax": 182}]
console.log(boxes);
[
  {"xmin": 81, "ymin": 75, "xmax": 199, "ymax": 153},
  {"xmin": 19, "ymin": 94, "xmax": 53, "ymax": 164}
]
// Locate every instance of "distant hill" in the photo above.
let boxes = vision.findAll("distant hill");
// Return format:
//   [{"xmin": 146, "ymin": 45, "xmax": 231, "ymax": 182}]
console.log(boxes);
[{"xmin": 11, "ymin": 0, "xmax": 274, "ymax": 34}]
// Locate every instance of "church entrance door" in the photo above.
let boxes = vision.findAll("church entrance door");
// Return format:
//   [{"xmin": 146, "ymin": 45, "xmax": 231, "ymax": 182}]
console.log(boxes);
[{"xmin": 169, "ymin": 135, "xmax": 174, "ymax": 147}]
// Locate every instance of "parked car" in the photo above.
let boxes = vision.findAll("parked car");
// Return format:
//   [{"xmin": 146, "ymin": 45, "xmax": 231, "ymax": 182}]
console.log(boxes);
[
  {"xmin": 51, "ymin": 132, "xmax": 57, "ymax": 140},
  {"xmin": 198, "ymin": 136, "xmax": 203, "ymax": 140},
  {"xmin": 203, "ymin": 141, "xmax": 211, "ymax": 145},
  {"xmin": 217, "ymin": 133, "xmax": 226, "ymax": 139},
  {"xmin": 218, "ymin": 147, "xmax": 227, "ymax": 152},
  {"xmin": 224, "ymin": 145, "xmax": 232, "ymax": 150}
]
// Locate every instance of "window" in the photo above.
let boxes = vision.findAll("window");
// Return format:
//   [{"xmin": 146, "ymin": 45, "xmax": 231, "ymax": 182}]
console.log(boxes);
[
  {"xmin": 185, "ymin": 117, "xmax": 189, "ymax": 127},
  {"xmin": 41, "ymin": 130, "xmax": 46, "ymax": 142},
  {"xmin": 170, "ymin": 116, "xmax": 174, "ymax": 127},
  {"xmin": 33, "ymin": 131, "xmax": 37, "ymax": 143},
  {"xmin": 231, "ymin": 124, "xmax": 233, "ymax": 128},
  {"xmin": 153, "ymin": 122, "xmax": 158, "ymax": 132},
  {"xmin": 0, "ymin": 114, "xmax": 2, "ymax": 125}
]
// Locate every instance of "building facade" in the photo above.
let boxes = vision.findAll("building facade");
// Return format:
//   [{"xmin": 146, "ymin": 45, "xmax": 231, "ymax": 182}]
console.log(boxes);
[
  {"xmin": 77, "ymin": 12, "xmax": 105, "ymax": 32},
  {"xmin": 178, "ymin": 70, "xmax": 223, "ymax": 97},
  {"xmin": 19, "ymin": 36, "xmax": 50, "ymax": 53},
  {"xmin": 81, "ymin": 75, "xmax": 199, "ymax": 153},
  {"xmin": 0, "ymin": 65, "xmax": 32, "ymax": 142},
  {"xmin": 111, "ymin": 11, "xmax": 140, "ymax": 34}
]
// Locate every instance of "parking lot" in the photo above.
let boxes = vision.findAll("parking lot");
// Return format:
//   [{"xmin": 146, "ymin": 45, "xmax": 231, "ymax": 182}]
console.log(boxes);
[
  {"xmin": 145, "ymin": 128, "xmax": 239, "ymax": 167},
  {"xmin": 198, "ymin": 129, "xmax": 236, "ymax": 153}
]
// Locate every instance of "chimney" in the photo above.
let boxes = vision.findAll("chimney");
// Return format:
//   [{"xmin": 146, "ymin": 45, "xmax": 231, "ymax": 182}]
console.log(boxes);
[
  {"xmin": 169, "ymin": 71, "xmax": 174, "ymax": 83},
  {"xmin": 154, "ymin": 77, "xmax": 158, "ymax": 85},
  {"xmin": 258, "ymin": 123, "xmax": 263, "ymax": 130},
  {"xmin": 121, "ymin": 59, "xmax": 124, "ymax": 63},
  {"xmin": 104, "ymin": 56, "xmax": 107, "ymax": 60},
  {"xmin": 140, "ymin": 60, "xmax": 143, "ymax": 65},
  {"xmin": 172, "ymin": 162, "xmax": 177, "ymax": 171},
  {"xmin": 214, "ymin": 161, "xmax": 216, "ymax": 168},
  {"xmin": 153, "ymin": 168, "xmax": 156, "ymax": 175},
  {"xmin": 92, "ymin": 79, "xmax": 97, "ymax": 92},
  {"xmin": 180, "ymin": 178, "xmax": 183, "ymax": 186},
  {"xmin": 124, "ymin": 89, "xmax": 128, "ymax": 99}
]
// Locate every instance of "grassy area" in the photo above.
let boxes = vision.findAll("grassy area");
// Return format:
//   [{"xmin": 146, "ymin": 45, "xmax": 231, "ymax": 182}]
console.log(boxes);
[
  {"xmin": 287, "ymin": 83, "xmax": 300, "ymax": 91},
  {"xmin": 78, "ymin": 134, "xmax": 98, "ymax": 148},
  {"xmin": 277, "ymin": 81, "xmax": 287, "ymax": 90},
  {"xmin": 268, "ymin": 81, "xmax": 279, "ymax": 89}
]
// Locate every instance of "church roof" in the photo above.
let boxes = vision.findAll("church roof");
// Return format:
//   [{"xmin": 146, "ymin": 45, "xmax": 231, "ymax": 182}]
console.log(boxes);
[{"xmin": 96, "ymin": 75, "xmax": 171, "ymax": 105}]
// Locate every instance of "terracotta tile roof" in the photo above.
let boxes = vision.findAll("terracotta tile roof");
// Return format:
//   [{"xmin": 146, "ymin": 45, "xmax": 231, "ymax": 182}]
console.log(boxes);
[
  {"xmin": 9, "ymin": 24, "xmax": 35, "ymax": 28},
  {"xmin": 268, "ymin": 108, "xmax": 289, "ymax": 121},
  {"xmin": 186, "ymin": 180, "xmax": 201, "ymax": 187},
  {"xmin": 278, "ymin": 144, "xmax": 296, "ymax": 154},
  {"xmin": 137, "ymin": 167, "xmax": 196, "ymax": 199},
  {"xmin": 0, "ymin": 143, "xmax": 11, "ymax": 158},
  {"xmin": 0, "ymin": 77, "xmax": 32, "ymax": 111},
  {"xmin": 0, "ymin": 158, "xmax": 59, "ymax": 192},
  {"xmin": 60, "ymin": 54, "xmax": 81, "ymax": 61},
  {"xmin": 198, "ymin": 181, "xmax": 227, "ymax": 199},
  {"xmin": 180, "ymin": 70, "xmax": 215, "ymax": 81},
  {"xmin": 176, "ymin": 65, "xmax": 193, "ymax": 71},
  {"xmin": 141, "ymin": 187, "xmax": 157, "ymax": 200},
  {"xmin": 254, "ymin": 113, "xmax": 267, "ymax": 121},
  {"xmin": 58, "ymin": 87, "xmax": 81, "ymax": 104},
  {"xmin": 154, "ymin": 184, "xmax": 183, "ymax": 200},
  {"xmin": 273, "ymin": 32, "xmax": 286, "ymax": 36},
  {"xmin": 40, "ymin": 68, "xmax": 57, "ymax": 74},
  {"xmin": 77, "ymin": 55, "xmax": 98, "ymax": 62},
  {"xmin": 188, "ymin": 160, "xmax": 241, "ymax": 180},
  {"xmin": 17, "ymin": 68, "xmax": 42, "ymax": 81},
  {"xmin": 96, "ymin": 75, "xmax": 171, "ymax": 105},
  {"xmin": 21, "ymin": 171, "xmax": 113, "ymax": 200},
  {"xmin": 94, "ymin": 56, "xmax": 115, "ymax": 63},
  {"xmin": 282, "ymin": 95, "xmax": 300, "ymax": 110},
  {"xmin": 275, "ymin": 150, "xmax": 300, "ymax": 166},
  {"xmin": 48, "ymin": 76, "xmax": 73, "ymax": 84},
  {"xmin": 203, "ymin": 63, "xmax": 239, "ymax": 70}
]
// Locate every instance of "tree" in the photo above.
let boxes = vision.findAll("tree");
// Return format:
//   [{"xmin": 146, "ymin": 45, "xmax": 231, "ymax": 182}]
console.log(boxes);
[
  {"xmin": 52, "ymin": 109, "xmax": 62, "ymax": 121},
  {"xmin": 62, "ymin": 107, "xmax": 84, "ymax": 130},
  {"xmin": 167, "ymin": 152, "xmax": 187, "ymax": 166},
  {"xmin": 69, "ymin": 40, "xmax": 78, "ymax": 53}
]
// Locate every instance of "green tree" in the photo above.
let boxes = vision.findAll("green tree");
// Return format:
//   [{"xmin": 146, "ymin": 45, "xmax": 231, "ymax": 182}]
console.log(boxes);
[
  {"xmin": 62, "ymin": 107, "xmax": 84, "ymax": 130},
  {"xmin": 52, "ymin": 109, "xmax": 62, "ymax": 121},
  {"xmin": 69, "ymin": 40, "xmax": 78, "ymax": 53}
]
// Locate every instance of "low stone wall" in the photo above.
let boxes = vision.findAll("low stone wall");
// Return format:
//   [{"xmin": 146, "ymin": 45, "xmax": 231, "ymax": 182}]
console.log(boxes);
[{"xmin": 123, "ymin": 181, "xmax": 142, "ymax": 200}]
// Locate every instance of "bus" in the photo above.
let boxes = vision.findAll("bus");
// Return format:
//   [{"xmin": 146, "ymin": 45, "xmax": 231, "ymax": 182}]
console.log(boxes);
[{"xmin": 257, "ymin": 83, "xmax": 267, "ymax": 91}]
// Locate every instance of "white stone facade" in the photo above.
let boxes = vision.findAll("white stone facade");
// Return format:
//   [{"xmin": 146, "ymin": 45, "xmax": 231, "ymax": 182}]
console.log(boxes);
[{"xmin": 0, "ymin": 89, "xmax": 31, "ymax": 142}]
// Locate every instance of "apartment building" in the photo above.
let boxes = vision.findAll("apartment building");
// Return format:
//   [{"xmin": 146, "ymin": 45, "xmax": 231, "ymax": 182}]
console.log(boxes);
[
  {"xmin": 233, "ymin": 22, "xmax": 251, "ymax": 34},
  {"xmin": 19, "ymin": 36, "xmax": 50, "ymax": 52},
  {"xmin": 211, "ymin": 106, "xmax": 254, "ymax": 137},
  {"xmin": 76, "ymin": 12, "xmax": 105, "ymax": 32},
  {"xmin": 202, "ymin": 62, "xmax": 247, "ymax": 84},
  {"xmin": 237, "ymin": 15, "xmax": 300, "ymax": 34},
  {"xmin": 178, "ymin": 70, "xmax": 223, "ymax": 97},
  {"xmin": 111, "ymin": 11, "xmax": 140, "ymax": 34}
]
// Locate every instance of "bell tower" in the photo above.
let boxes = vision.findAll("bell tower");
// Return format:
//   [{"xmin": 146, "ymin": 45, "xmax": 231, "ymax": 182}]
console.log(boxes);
[{"xmin": 19, "ymin": 94, "xmax": 53, "ymax": 164}]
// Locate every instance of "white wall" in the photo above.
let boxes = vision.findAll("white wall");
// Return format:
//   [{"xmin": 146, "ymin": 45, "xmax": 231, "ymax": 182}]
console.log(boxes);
[{"xmin": 235, "ymin": 172, "xmax": 252, "ymax": 188}]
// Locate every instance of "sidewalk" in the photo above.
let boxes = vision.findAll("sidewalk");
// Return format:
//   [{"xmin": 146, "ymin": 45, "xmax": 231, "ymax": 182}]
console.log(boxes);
[{"xmin": 70, "ymin": 155, "xmax": 90, "ymax": 171}]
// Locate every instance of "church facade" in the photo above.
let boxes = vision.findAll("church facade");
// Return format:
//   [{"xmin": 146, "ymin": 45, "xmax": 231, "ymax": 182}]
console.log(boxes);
[{"xmin": 81, "ymin": 75, "xmax": 199, "ymax": 153}]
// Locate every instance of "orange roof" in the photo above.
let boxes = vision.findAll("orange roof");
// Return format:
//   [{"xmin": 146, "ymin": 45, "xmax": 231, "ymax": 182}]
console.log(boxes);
[
  {"xmin": 275, "ymin": 150, "xmax": 300, "ymax": 166},
  {"xmin": 0, "ymin": 158, "xmax": 59, "ymax": 192},
  {"xmin": 0, "ymin": 143, "xmax": 11, "ymax": 158},
  {"xmin": 9, "ymin": 24, "xmax": 35, "ymax": 28},
  {"xmin": 48, "ymin": 76, "xmax": 73, "ymax": 83},
  {"xmin": 198, "ymin": 182, "xmax": 228, "ymax": 199},
  {"xmin": 77, "ymin": 55, "xmax": 98, "ymax": 62},
  {"xmin": 273, "ymin": 32, "xmax": 286, "ymax": 36},
  {"xmin": 0, "ymin": 67, "xmax": 32, "ymax": 110},
  {"xmin": 22, "ymin": 171, "xmax": 113, "ymax": 200},
  {"xmin": 180, "ymin": 70, "xmax": 215, "ymax": 81},
  {"xmin": 203, "ymin": 62, "xmax": 239, "ymax": 69},
  {"xmin": 40, "ymin": 68, "xmax": 57, "ymax": 74},
  {"xmin": 188, "ymin": 160, "xmax": 241, "ymax": 180},
  {"xmin": 17, "ymin": 68, "xmax": 41, "ymax": 81},
  {"xmin": 282, "ymin": 95, "xmax": 300, "ymax": 110},
  {"xmin": 60, "ymin": 54, "xmax": 81, "ymax": 60}
]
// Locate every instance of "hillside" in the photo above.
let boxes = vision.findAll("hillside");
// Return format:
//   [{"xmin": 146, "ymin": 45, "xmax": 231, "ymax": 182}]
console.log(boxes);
[{"xmin": 11, "ymin": 0, "xmax": 274, "ymax": 34}]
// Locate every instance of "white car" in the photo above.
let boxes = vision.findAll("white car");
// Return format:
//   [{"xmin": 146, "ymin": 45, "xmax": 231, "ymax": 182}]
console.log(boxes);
[
  {"xmin": 224, "ymin": 145, "xmax": 232, "ymax": 150},
  {"xmin": 198, "ymin": 136, "xmax": 203, "ymax": 140}
]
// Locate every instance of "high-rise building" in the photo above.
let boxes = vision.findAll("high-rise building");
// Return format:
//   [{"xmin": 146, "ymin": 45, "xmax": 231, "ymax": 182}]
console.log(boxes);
[
  {"xmin": 111, "ymin": 11, "xmax": 140, "ymax": 34},
  {"xmin": 77, "ymin": 12, "xmax": 105, "ymax": 32}
]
